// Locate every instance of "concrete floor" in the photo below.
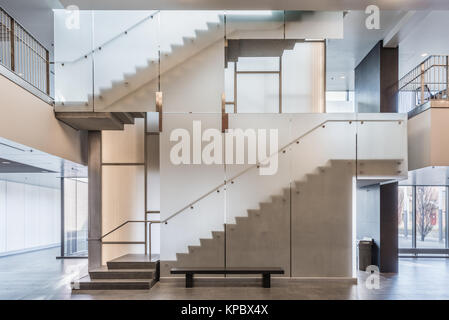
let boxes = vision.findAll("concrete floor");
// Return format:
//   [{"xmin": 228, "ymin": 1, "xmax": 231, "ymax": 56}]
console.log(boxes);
[{"xmin": 1, "ymin": 247, "xmax": 449, "ymax": 300}]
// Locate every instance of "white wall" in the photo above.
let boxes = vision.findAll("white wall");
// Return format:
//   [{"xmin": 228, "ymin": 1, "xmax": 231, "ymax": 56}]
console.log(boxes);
[{"xmin": 0, "ymin": 179, "xmax": 60, "ymax": 255}]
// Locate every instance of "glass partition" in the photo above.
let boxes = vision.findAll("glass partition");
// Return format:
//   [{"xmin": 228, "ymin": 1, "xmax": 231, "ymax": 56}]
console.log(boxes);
[
  {"xmin": 398, "ymin": 186, "xmax": 413, "ymax": 249},
  {"xmin": 54, "ymin": 10, "xmax": 94, "ymax": 110},
  {"xmin": 63, "ymin": 178, "xmax": 88, "ymax": 257},
  {"xmin": 416, "ymin": 186, "xmax": 446, "ymax": 249},
  {"xmin": 158, "ymin": 113, "xmax": 408, "ymax": 276},
  {"xmin": 398, "ymin": 185, "xmax": 448, "ymax": 253},
  {"xmin": 92, "ymin": 10, "xmax": 159, "ymax": 112}
]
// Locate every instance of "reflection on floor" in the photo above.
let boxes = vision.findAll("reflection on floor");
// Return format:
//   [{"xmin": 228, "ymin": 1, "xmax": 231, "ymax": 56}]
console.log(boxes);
[{"xmin": 0, "ymin": 247, "xmax": 449, "ymax": 300}]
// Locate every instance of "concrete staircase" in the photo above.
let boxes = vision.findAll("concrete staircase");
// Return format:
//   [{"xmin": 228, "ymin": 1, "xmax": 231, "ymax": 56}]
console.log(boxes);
[
  {"xmin": 161, "ymin": 159, "xmax": 402, "ymax": 277},
  {"xmin": 73, "ymin": 254, "xmax": 160, "ymax": 290},
  {"xmin": 56, "ymin": 14, "xmax": 224, "ymax": 111},
  {"xmin": 160, "ymin": 160, "xmax": 353, "ymax": 276}
]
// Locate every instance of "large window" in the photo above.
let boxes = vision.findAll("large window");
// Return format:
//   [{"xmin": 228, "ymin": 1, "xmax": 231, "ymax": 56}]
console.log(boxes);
[
  {"xmin": 62, "ymin": 178, "xmax": 88, "ymax": 257},
  {"xmin": 398, "ymin": 186, "xmax": 449, "ymax": 255}
]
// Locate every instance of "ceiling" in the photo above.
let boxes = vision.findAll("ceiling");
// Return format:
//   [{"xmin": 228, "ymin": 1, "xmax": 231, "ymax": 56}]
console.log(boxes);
[
  {"xmin": 399, "ymin": 166, "xmax": 449, "ymax": 186},
  {"xmin": 57, "ymin": 0, "xmax": 449, "ymax": 10},
  {"xmin": 0, "ymin": 157, "xmax": 56, "ymax": 173},
  {"xmin": 0, "ymin": 137, "xmax": 87, "ymax": 188},
  {"xmin": 326, "ymin": 10, "xmax": 404, "ymax": 91}
]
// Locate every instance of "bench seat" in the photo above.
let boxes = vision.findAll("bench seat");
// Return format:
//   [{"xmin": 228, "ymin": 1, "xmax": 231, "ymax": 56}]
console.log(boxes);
[{"xmin": 170, "ymin": 267, "xmax": 284, "ymax": 288}]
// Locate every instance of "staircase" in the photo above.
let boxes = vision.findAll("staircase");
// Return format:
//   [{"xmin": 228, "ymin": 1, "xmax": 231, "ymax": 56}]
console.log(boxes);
[
  {"xmin": 73, "ymin": 254, "xmax": 160, "ymax": 290},
  {"xmin": 161, "ymin": 158, "xmax": 402, "ymax": 277},
  {"xmin": 55, "ymin": 111, "xmax": 145, "ymax": 130},
  {"xmin": 55, "ymin": 12, "xmax": 224, "ymax": 111}
]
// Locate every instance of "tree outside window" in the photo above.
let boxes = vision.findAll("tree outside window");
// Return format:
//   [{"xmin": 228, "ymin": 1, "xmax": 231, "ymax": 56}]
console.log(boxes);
[{"xmin": 416, "ymin": 187, "xmax": 438, "ymax": 242}]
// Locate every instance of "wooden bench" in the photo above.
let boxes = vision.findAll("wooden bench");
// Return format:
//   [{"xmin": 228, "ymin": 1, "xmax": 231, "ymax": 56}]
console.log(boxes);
[{"xmin": 170, "ymin": 267, "xmax": 284, "ymax": 288}]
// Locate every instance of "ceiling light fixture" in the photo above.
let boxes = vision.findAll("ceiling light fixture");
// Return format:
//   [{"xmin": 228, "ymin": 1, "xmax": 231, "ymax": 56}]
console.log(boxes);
[
  {"xmin": 421, "ymin": 53, "xmax": 428, "ymax": 57},
  {"xmin": 2, "ymin": 161, "xmax": 11, "ymax": 164}
]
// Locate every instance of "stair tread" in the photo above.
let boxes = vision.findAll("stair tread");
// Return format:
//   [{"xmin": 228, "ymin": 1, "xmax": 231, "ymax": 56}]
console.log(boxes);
[
  {"xmin": 77, "ymin": 276, "xmax": 153, "ymax": 283},
  {"xmin": 107, "ymin": 254, "xmax": 158, "ymax": 263},
  {"xmin": 90, "ymin": 268, "xmax": 155, "ymax": 273}
]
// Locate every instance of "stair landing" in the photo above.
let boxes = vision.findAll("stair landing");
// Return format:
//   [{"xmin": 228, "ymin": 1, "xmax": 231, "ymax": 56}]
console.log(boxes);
[{"xmin": 72, "ymin": 254, "xmax": 160, "ymax": 291}]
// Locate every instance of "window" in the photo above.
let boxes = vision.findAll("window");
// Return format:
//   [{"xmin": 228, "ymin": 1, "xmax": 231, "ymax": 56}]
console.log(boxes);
[
  {"xmin": 398, "ymin": 185, "xmax": 449, "ymax": 254},
  {"xmin": 398, "ymin": 186, "xmax": 413, "ymax": 249},
  {"xmin": 325, "ymin": 91, "xmax": 355, "ymax": 113},
  {"xmin": 416, "ymin": 187, "xmax": 446, "ymax": 249}
]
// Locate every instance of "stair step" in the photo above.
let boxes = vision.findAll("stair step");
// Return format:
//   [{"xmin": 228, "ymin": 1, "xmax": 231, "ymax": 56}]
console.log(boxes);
[
  {"xmin": 106, "ymin": 254, "xmax": 158, "ymax": 270},
  {"xmin": 89, "ymin": 268, "xmax": 156, "ymax": 280},
  {"xmin": 73, "ymin": 276, "xmax": 156, "ymax": 290},
  {"xmin": 129, "ymin": 112, "xmax": 145, "ymax": 118},
  {"xmin": 113, "ymin": 112, "xmax": 135, "ymax": 125}
]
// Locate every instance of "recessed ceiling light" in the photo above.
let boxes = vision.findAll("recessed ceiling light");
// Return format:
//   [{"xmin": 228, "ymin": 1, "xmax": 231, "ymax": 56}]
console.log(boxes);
[
  {"xmin": 421, "ymin": 53, "xmax": 428, "ymax": 57},
  {"xmin": 340, "ymin": 76, "xmax": 346, "ymax": 79},
  {"xmin": 2, "ymin": 161, "xmax": 11, "ymax": 164}
]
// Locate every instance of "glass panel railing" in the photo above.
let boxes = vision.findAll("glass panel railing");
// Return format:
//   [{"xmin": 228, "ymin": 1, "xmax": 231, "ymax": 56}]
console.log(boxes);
[
  {"xmin": 159, "ymin": 113, "xmax": 226, "ymax": 275},
  {"xmin": 54, "ymin": 9, "xmax": 94, "ymax": 110},
  {"xmin": 356, "ymin": 114, "xmax": 408, "ymax": 180},
  {"xmin": 224, "ymin": 114, "xmax": 292, "ymax": 275},
  {"xmin": 159, "ymin": 10, "xmax": 224, "ymax": 113},
  {"xmin": 92, "ymin": 10, "xmax": 159, "ymax": 112},
  {"xmin": 225, "ymin": 11, "xmax": 284, "ymax": 40},
  {"xmin": 157, "ymin": 113, "xmax": 408, "ymax": 278}
]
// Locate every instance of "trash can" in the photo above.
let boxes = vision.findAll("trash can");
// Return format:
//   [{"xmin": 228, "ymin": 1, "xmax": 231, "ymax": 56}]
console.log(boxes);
[{"xmin": 358, "ymin": 239, "xmax": 373, "ymax": 271}]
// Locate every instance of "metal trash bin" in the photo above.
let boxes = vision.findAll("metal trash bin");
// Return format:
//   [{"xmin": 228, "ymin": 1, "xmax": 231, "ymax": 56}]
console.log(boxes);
[{"xmin": 358, "ymin": 239, "xmax": 373, "ymax": 271}]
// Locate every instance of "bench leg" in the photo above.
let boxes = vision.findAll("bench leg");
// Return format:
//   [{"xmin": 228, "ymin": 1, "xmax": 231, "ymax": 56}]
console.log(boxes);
[
  {"xmin": 262, "ymin": 273, "xmax": 271, "ymax": 288},
  {"xmin": 186, "ymin": 273, "xmax": 194, "ymax": 288}
]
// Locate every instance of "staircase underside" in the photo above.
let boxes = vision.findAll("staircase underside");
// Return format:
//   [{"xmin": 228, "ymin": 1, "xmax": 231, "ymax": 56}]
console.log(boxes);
[{"xmin": 55, "ymin": 111, "xmax": 145, "ymax": 130}]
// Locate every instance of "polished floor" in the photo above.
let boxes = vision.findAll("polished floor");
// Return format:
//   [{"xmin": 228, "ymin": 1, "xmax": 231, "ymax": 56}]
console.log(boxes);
[{"xmin": 0, "ymin": 247, "xmax": 448, "ymax": 300}]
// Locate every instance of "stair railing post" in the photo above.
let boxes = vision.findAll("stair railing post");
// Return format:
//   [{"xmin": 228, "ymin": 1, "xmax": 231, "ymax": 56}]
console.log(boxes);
[
  {"xmin": 10, "ymin": 15, "xmax": 14, "ymax": 71},
  {"xmin": 446, "ymin": 56, "xmax": 449, "ymax": 100},
  {"xmin": 46, "ymin": 49, "xmax": 50, "ymax": 95}
]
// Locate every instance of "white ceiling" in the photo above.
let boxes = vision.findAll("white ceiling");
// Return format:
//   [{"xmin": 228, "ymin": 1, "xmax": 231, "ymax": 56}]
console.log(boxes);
[
  {"xmin": 57, "ymin": 0, "xmax": 449, "ymax": 10},
  {"xmin": 399, "ymin": 166, "xmax": 449, "ymax": 186},
  {"xmin": 0, "ymin": 137, "xmax": 86, "ymax": 188},
  {"xmin": 326, "ymin": 10, "xmax": 404, "ymax": 91}
]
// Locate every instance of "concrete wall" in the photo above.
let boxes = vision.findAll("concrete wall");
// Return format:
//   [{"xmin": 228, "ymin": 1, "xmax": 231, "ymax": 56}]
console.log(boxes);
[{"xmin": 0, "ymin": 74, "xmax": 86, "ymax": 165}]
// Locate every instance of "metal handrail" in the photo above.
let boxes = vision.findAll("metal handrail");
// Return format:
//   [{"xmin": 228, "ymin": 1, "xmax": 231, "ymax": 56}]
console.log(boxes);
[
  {"xmin": 95, "ymin": 118, "xmax": 403, "ymax": 251},
  {"xmin": 51, "ymin": 10, "xmax": 160, "ymax": 65},
  {"xmin": 399, "ymin": 55, "xmax": 449, "ymax": 92},
  {"xmin": 161, "ymin": 118, "xmax": 403, "ymax": 224},
  {"xmin": 95, "ymin": 220, "xmax": 161, "ymax": 241}
]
